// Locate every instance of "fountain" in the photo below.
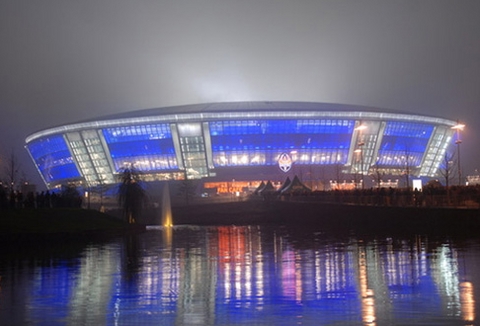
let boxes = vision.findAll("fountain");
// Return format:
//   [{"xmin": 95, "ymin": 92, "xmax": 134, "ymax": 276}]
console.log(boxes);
[{"xmin": 161, "ymin": 182, "xmax": 173, "ymax": 227}]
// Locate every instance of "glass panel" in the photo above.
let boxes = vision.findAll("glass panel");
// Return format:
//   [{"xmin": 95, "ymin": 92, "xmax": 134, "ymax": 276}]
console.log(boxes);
[
  {"xmin": 377, "ymin": 122, "xmax": 433, "ymax": 166},
  {"xmin": 27, "ymin": 135, "xmax": 80, "ymax": 183},
  {"xmin": 103, "ymin": 124, "xmax": 177, "ymax": 172},
  {"xmin": 178, "ymin": 130, "xmax": 209, "ymax": 179},
  {"xmin": 66, "ymin": 133, "xmax": 97, "ymax": 184},
  {"xmin": 209, "ymin": 119, "xmax": 355, "ymax": 167}
]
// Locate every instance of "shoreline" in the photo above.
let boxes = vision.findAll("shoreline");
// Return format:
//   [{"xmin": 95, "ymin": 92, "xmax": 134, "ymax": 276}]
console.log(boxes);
[
  {"xmin": 1, "ymin": 200, "xmax": 479, "ymax": 240},
  {"xmin": 0, "ymin": 208, "xmax": 144, "ymax": 242},
  {"xmin": 170, "ymin": 199, "xmax": 480, "ymax": 235}
]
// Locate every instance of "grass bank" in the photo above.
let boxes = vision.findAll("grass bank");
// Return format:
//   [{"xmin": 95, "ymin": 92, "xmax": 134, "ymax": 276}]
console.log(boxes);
[
  {"xmin": 0, "ymin": 208, "xmax": 141, "ymax": 240},
  {"xmin": 3, "ymin": 200, "xmax": 480, "ymax": 239},
  {"xmin": 171, "ymin": 199, "xmax": 480, "ymax": 236}
]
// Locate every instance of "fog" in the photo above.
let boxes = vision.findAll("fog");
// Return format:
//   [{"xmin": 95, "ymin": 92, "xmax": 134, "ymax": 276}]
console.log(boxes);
[{"xmin": 1, "ymin": 0, "xmax": 479, "ymax": 187}]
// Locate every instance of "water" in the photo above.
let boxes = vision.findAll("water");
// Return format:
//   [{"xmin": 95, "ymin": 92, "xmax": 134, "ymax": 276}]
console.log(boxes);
[{"xmin": 1, "ymin": 225, "xmax": 479, "ymax": 325}]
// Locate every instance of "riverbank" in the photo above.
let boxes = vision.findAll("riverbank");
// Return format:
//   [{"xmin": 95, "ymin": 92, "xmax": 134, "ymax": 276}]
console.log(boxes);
[
  {"xmin": 171, "ymin": 199, "xmax": 480, "ymax": 235},
  {"xmin": 0, "ymin": 208, "xmax": 143, "ymax": 241},
  {"xmin": 2, "ymin": 200, "xmax": 480, "ymax": 239}
]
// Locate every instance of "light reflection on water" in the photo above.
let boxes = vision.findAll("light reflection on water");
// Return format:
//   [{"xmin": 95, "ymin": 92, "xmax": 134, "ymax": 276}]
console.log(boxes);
[{"xmin": 1, "ymin": 226, "xmax": 479, "ymax": 325}]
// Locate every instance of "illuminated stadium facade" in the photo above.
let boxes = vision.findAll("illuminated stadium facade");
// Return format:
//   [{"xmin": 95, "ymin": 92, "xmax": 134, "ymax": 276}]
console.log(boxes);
[{"xmin": 25, "ymin": 102, "xmax": 459, "ymax": 189}]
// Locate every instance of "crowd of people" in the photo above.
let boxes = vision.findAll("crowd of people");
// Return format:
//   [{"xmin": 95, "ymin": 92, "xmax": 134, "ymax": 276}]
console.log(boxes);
[
  {"xmin": 280, "ymin": 184, "xmax": 480, "ymax": 208},
  {"xmin": 0, "ymin": 185, "xmax": 83, "ymax": 210}
]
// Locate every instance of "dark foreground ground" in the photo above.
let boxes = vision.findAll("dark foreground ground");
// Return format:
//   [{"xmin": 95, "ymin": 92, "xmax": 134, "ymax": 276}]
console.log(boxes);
[
  {"xmin": 2, "ymin": 200, "xmax": 480, "ymax": 240},
  {"xmin": 0, "ymin": 208, "xmax": 141, "ymax": 242},
  {"xmin": 171, "ymin": 199, "xmax": 480, "ymax": 236}
]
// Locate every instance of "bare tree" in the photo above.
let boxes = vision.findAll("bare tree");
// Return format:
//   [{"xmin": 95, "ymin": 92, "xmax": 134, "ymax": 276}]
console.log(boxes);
[
  {"xmin": 438, "ymin": 152, "xmax": 455, "ymax": 203},
  {"xmin": 371, "ymin": 159, "xmax": 384, "ymax": 188},
  {"xmin": 177, "ymin": 170, "xmax": 197, "ymax": 205},
  {"xmin": 438, "ymin": 152, "xmax": 455, "ymax": 189},
  {"xmin": 2, "ymin": 150, "xmax": 23, "ymax": 208},
  {"xmin": 334, "ymin": 163, "xmax": 343, "ymax": 185},
  {"xmin": 402, "ymin": 147, "xmax": 413, "ymax": 189},
  {"xmin": 4, "ymin": 149, "xmax": 20, "ymax": 193}
]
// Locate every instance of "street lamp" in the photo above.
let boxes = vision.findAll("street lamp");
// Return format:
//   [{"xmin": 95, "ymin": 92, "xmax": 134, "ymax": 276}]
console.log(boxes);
[{"xmin": 451, "ymin": 122, "xmax": 465, "ymax": 186}]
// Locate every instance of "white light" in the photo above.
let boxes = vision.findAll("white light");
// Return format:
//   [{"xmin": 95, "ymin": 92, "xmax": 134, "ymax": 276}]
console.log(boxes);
[{"xmin": 355, "ymin": 125, "xmax": 367, "ymax": 131}]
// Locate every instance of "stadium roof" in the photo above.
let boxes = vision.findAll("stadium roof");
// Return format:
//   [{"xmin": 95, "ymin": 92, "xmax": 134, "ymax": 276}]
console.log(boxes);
[
  {"xmin": 26, "ymin": 101, "xmax": 457, "ymax": 143},
  {"xmin": 86, "ymin": 101, "xmax": 438, "ymax": 121}
]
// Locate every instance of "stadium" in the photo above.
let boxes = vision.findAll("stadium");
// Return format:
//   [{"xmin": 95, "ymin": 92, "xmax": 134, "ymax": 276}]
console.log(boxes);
[{"xmin": 25, "ymin": 102, "xmax": 460, "ymax": 192}]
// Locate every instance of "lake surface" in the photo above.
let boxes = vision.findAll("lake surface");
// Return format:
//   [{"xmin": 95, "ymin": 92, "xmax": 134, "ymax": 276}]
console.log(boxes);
[{"xmin": 1, "ymin": 224, "xmax": 479, "ymax": 325}]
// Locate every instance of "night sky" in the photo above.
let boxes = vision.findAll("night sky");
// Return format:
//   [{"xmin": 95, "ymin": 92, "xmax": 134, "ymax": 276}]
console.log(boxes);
[{"xmin": 1, "ymin": 0, "xmax": 480, "ymax": 188}]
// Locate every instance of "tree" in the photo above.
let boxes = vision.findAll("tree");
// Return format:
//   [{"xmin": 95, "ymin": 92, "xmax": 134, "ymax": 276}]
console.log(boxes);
[
  {"xmin": 439, "ymin": 152, "xmax": 455, "ymax": 189},
  {"xmin": 438, "ymin": 152, "xmax": 455, "ymax": 203},
  {"xmin": 371, "ymin": 159, "xmax": 384, "ymax": 188},
  {"xmin": 402, "ymin": 147, "xmax": 413, "ymax": 189},
  {"xmin": 177, "ymin": 170, "xmax": 197, "ymax": 205},
  {"xmin": 4, "ymin": 149, "xmax": 20, "ymax": 194},
  {"xmin": 117, "ymin": 166, "xmax": 147, "ymax": 224},
  {"xmin": 59, "ymin": 185, "xmax": 83, "ymax": 207},
  {"xmin": 333, "ymin": 163, "xmax": 344, "ymax": 189}
]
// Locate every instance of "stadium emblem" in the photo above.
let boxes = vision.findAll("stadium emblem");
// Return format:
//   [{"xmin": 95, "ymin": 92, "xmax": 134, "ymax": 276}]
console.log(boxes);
[{"xmin": 278, "ymin": 153, "xmax": 292, "ymax": 172}]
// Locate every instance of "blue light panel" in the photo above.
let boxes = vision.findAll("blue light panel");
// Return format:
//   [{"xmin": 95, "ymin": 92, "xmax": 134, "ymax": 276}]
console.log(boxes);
[
  {"xmin": 103, "ymin": 124, "xmax": 177, "ymax": 171},
  {"xmin": 210, "ymin": 120, "xmax": 355, "ymax": 166},
  {"xmin": 27, "ymin": 135, "xmax": 80, "ymax": 183},
  {"xmin": 377, "ymin": 121, "xmax": 433, "ymax": 166}
]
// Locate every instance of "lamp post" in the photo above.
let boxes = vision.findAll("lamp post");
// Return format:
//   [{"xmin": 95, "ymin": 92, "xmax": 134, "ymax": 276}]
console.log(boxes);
[{"xmin": 451, "ymin": 123, "xmax": 465, "ymax": 186}]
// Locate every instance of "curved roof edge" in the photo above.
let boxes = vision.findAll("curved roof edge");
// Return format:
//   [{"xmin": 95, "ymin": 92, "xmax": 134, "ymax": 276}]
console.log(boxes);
[
  {"xmin": 74, "ymin": 101, "xmax": 444, "ymax": 121},
  {"xmin": 25, "ymin": 101, "xmax": 458, "ymax": 143}
]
